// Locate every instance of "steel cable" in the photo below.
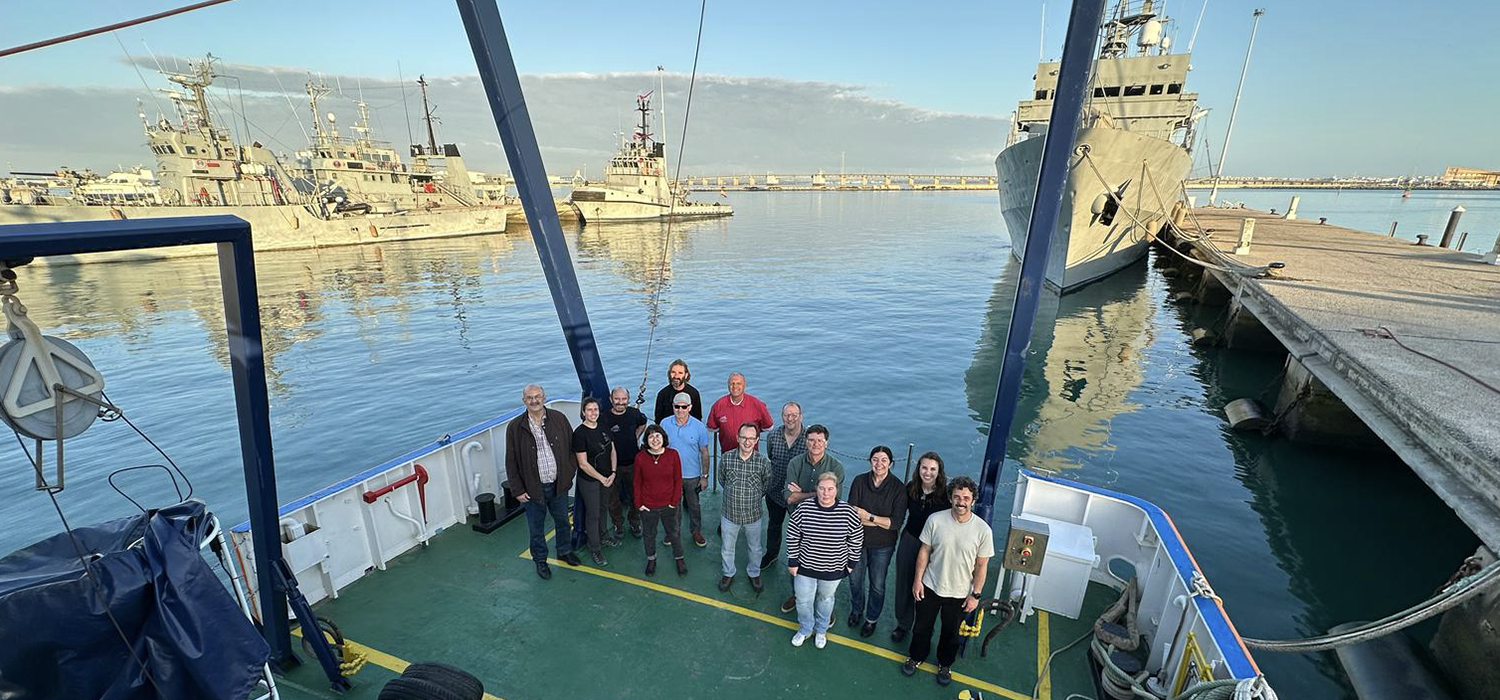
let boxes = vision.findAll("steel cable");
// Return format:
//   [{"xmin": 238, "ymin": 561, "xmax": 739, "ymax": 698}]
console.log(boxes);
[{"xmin": 634, "ymin": 0, "xmax": 708, "ymax": 407}]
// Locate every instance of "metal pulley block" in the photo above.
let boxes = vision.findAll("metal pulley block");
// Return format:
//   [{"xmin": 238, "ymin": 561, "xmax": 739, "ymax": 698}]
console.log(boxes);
[{"xmin": 0, "ymin": 273, "xmax": 114, "ymax": 491}]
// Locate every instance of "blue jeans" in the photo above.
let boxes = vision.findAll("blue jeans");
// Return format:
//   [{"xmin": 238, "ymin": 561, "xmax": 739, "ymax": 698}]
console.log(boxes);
[
  {"xmin": 720, "ymin": 516, "xmax": 764, "ymax": 577},
  {"xmin": 849, "ymin": 545, "xmax": 895, "ymax": 621},
  {"xmin": 523, "ymin": 482, "xmax": 573, "ymax": 562},
  {"xmin": 793, "ymin": 575, "xmax": 842, "ymax": 636}
]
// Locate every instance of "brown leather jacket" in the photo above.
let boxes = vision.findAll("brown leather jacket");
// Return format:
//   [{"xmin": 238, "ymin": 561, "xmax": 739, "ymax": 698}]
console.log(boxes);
[{"xmin": 505, "ymin": 408, "xmax": 577, "ymax": 501}]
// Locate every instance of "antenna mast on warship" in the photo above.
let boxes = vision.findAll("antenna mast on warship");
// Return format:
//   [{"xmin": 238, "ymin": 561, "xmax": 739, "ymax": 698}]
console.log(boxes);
[{"xmin": 418, "ymin": 75, "xmax": 439, "ymax": 154}]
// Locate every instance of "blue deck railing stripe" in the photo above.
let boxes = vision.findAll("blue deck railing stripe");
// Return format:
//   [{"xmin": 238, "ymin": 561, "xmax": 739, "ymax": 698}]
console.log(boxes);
[{"xmin": 1022, "ymin": 470, "xmax": 1259, "ymax": 678}]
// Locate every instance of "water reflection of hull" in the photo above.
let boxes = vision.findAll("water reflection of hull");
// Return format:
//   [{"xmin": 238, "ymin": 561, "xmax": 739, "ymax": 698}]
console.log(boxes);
[
  {"xmin": 23, "ymin": 232, "xmax": 522, "ymax": 395},
  {"xmin": 966, "ymin": 257, "xmax": 1152, "ymax": 472},
  {"xmin": 3, "ymin": 204, "xmax": 519, "ymax": 267},
  {"xmin": 572, "ymin": 218, "xmax": 729, "ymax": 295}
]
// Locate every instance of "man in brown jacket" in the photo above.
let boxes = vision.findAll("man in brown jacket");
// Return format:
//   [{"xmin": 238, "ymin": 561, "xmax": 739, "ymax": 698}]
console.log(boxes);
[{"xmin": 506, "ymin": 384, "xmax": 581, "ymax": 579}]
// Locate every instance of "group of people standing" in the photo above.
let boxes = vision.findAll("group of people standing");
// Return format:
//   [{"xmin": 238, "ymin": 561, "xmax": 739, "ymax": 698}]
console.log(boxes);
[{"xmin": 504, "ymin": 360, "xmax": 995, "ymax": 685}]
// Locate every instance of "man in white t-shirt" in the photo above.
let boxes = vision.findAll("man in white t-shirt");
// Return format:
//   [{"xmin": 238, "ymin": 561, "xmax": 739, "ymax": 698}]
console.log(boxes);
[{"xmin": 899, "ymin": 476, "xmax": 994, "ymax": 686}]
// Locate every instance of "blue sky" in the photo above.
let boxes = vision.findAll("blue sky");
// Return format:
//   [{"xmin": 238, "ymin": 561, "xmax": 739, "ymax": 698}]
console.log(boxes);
[{"xmin": 3, "ymin": 0, "xmax": 1498, "ymax": 176}]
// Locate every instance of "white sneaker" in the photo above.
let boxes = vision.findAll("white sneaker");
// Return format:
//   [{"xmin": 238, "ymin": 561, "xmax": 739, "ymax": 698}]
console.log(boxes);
[
  {"xmin": 791, "ymin": 632, "xmax": 808, "ymax": 647},
  {"xmin": 814, "ymin": 633, "xmax": 827, "ymax": 649}
]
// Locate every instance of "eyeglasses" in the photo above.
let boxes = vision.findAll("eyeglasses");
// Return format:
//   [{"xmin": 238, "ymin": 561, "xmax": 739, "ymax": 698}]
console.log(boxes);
[
  {"xmin": 674, "ymin": 405, "xmax": 690, "ymax": 409},
  {"xmin": 738, "ymin": 435, "xmax": 757, "ymax": 441}
]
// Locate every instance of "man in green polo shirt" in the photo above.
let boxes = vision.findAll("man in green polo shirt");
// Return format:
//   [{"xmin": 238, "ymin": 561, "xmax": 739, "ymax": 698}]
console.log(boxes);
[{"xmin": 777, "ymin": 424, "xmax": 843, "ymax": 613}]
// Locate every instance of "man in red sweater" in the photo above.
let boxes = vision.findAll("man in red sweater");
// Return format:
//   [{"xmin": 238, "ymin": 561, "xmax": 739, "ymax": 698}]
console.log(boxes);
[{"xmin": 706, "ymin": 372, "xmax": 773, "ymax": 454}]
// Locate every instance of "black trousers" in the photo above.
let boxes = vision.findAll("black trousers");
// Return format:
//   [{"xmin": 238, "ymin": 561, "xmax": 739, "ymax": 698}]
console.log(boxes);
[
  {"xmin": 761, "ymin": 495, "xmax": 788, "ymax": 563},
  {"xmin": 908, "ymin": 585, "xmax": 965, "ymax": 667}
]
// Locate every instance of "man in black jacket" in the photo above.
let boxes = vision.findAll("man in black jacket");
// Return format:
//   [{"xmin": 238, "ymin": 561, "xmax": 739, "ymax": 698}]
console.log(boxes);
[
  {"xmin": 653, "ymin": 359, "xmax": 702, "ymax": 424},
  {"xmin": 505, "ymin": 384, "xmax": 582, "ymax": 579}
]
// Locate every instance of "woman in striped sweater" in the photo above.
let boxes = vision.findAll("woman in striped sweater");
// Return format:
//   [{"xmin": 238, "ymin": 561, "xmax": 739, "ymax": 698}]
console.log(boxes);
[{"xmin": 785, "ymin": 471, "xmax": 863, "ymax": 649}]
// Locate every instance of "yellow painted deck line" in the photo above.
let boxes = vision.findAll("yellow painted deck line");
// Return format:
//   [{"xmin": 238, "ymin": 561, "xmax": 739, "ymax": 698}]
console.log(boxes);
[
  {"xmin": 520, "ymin": 539, "xmax": 1030, "ymax": 700},
  {"xmin": 293, "ymin": 627, "xmax": 505, "ymax": 700},
  {"xmin": 1036, "ymin": 610, "xmax": 1052, "ymax": 700}
]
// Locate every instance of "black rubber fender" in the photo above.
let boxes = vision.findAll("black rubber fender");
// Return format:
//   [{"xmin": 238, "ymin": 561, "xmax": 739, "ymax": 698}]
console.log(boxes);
[{"xmin": 401, "ymin": 662, "xmax": 484, "ymax": 700}]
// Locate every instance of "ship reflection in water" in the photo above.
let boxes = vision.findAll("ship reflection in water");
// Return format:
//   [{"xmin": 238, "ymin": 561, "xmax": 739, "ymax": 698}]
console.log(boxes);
[
  {"xmin": 966, "ymin": 257, "xmax": 1152, "ymax": 474},
  {"xmin": 22, "ymin": 232, "xmax": 523, "ymax": 399},
  {"xmin": 572, "ymin": 217, "xmax": 731, "ymax": 298}
]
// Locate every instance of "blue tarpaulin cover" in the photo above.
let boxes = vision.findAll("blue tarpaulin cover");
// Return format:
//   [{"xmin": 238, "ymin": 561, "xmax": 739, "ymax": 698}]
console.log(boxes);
[{"xmin": 0, "ymin": 500, "xmax": 270, "ymax": 700}]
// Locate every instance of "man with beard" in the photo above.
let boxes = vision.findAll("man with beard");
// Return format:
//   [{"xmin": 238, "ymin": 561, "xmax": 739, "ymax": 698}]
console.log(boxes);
[
  {"xmin": 900, "ymin": 476, "xmax": 993, "ymax": 687},
  {"xmin": 602, "ymin": 386, "xmax": 648, "ymax": 539},
  {"xmin": 653, "ymin": 359, "xmax": 702, "ymax": 424}
]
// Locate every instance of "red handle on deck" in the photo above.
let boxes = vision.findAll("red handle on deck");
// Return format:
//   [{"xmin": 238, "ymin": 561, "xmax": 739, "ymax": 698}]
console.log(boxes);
[{"xmin": 362, "ymin": 464, "xmax": 429, "ymax": 520}]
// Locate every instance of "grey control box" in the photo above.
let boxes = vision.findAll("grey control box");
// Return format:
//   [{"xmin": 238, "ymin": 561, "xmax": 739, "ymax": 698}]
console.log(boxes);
[{"xmin": 1003, "ymin": 515, "xmax": 1050, "ymax": 575}]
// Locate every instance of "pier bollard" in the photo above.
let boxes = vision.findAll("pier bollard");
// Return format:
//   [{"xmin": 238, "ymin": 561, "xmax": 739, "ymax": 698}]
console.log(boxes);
[
  {"xmin": 1285, "ymin": 195, "xmax": 1300, "ymax": 220},
  {"xmin": 1416, "ymin": 234, "xmax": 1430, "ymax": 246},
  {"xmin": 1484, "ymin": 234, "xmax": 1500, "ymax": 265},
  {"xmin": 1389, "ymin": 221, "xmax": 1398, "ymax": 237},
  {"xmin": 1457, "ymin": 232, "xmax": 1468, "ymax": 251},
  {"xmin": 1234, "ymin": 218, "xmax": 1256, "ymax": 255},
  {"xmin": 1439, "ymin": 206, "xmax": 1465, "ymax": 248}
]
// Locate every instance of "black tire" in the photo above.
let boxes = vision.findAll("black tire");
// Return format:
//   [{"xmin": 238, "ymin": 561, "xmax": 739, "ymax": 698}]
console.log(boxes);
[
  {"xmin": 378, "ymin": 676, "xmax": 474, "ymax": 700},
  {"xmin": 401, "ymin": 662, "xmax": 484, "ymax": 700}
]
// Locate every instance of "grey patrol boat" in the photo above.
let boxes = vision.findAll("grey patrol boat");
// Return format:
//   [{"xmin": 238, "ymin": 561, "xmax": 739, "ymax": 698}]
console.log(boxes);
[
  {"xmin": 0, "ymin": 56, "xmax": 517, "ymax": 263},
  {"xmin": 996, "ymin": 0, "xmax": 1202, "ymax": 291}
]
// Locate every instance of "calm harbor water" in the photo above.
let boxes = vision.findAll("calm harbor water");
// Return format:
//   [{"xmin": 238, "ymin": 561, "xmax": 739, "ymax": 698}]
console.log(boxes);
[
  {"xmin": 1199, "ymin": 187, "xmax": 1500, "ymax": 252},
  {"xmin": 1, "ymin": 190, "xmax": 1489, "ymax": 698}
]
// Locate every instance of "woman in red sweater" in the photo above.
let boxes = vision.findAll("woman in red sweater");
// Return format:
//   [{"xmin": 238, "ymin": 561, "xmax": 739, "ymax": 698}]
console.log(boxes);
[{"xmin": 634, "ymin": 424, "xmax": 687, "ymax": 576}]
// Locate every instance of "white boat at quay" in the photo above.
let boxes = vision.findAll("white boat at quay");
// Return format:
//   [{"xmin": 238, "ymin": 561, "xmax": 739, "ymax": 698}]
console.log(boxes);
[{"xmin": 569, "ymin": 92, "xmax": 732, "ymax": 223}]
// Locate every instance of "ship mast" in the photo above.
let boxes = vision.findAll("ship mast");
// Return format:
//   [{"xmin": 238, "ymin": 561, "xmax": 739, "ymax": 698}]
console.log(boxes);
[
  {"xmin": 306, "ymin": 81, "xmax": 331, "ymax": 144},
  {"xmin": 635, "ymin": 93, "xmax": 652, "ymax": 149},
  {"xmin": 418, "ymin": 75, "xmax": 438, "ymax": 153},
  {"xmin": 352, "ymin": 99, "xmax": 373, "ymax": 148},
  {"xmin": 165, "ymin": 55, "xmax": 217, "ymax": 133}
]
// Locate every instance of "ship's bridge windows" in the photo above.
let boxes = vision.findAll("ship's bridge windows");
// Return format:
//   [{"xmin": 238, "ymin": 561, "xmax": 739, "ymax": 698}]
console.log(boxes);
[
  {"xmin": 1150, "ymin": 84, "xmax": 1165, "ymax": 95},
  {"xmin": 184, "ymin": 145, "xmax": 198, "ymax": 155},
  {"xmin": 1123, "ymin": 85, "xmax": 1147, "ymax": 97},
  {"xmin": 1035, "ymin": 89, "xmax": 1048, "ymax": 100},
  {"xmin": 1101, "ymin": 86, "xmax": 1121, "ymax": 97},
  {"xmin": 1167, "ymin": 83, "xmax": 1182, "ymax": 94}
]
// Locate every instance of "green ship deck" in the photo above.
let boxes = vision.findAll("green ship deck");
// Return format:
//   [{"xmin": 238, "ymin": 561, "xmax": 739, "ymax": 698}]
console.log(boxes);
[{"xmin": 273, "ymin": 495, "xmax": 1112, "ymax": 700}]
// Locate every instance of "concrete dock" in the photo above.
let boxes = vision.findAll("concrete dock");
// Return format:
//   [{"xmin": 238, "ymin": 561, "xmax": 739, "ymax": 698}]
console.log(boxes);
[{"xmin": 1162, "ymin": 208, "xmax": 1500, "ymax": 547}]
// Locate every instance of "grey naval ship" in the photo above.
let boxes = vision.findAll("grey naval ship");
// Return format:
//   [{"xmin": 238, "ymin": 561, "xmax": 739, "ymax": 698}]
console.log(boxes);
[
  {"xmin": 0, "ymin": 56, "xmax": 517, "ymax": 264},
  {"xmin": 996, "ymin": 1, "xmax": 1203, "ymax": 291},
  {"xmin": 569, "ymin": 92, "xmax": 732, "ymax": 223}
]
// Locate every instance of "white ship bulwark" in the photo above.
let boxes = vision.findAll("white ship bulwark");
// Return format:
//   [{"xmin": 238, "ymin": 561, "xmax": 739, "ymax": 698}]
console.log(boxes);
[{"xmin": 998, "ymin": 127, "xmax": 1190, "ymax": 290}]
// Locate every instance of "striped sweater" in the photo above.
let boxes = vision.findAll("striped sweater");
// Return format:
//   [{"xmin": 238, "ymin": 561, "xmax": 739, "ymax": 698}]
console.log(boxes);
[{"xmin": 785, "ymin": 499, "xmax": 863, "ymax": 580}]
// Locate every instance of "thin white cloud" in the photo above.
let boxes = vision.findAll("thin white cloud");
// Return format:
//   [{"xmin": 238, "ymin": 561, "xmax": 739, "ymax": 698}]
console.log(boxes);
[{"xmin": 5, "ymin": 57, "xmax": 1009, "ymax": 176}]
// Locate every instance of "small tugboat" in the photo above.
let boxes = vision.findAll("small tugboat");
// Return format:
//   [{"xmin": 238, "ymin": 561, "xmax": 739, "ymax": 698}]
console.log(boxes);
[{"xmin": 569, "ymin": 92, "xmax": 732, "ymax": 223}]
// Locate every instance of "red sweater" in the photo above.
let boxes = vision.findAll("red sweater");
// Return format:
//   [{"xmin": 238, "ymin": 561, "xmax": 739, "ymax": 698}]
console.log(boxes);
[{"xmin": 634, "ymin": 448, "xmax": 683, "ymax": 509}]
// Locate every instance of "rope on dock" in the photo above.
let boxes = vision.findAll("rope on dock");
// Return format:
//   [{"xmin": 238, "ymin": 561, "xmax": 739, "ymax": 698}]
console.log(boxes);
[
  {"xmin": 1076, "ymin": 150, "xmax": 1270, "ymax": 278},
  {"xmin": 1357, "ymin": 326, "xmax": 1500, "ymax": 397}
]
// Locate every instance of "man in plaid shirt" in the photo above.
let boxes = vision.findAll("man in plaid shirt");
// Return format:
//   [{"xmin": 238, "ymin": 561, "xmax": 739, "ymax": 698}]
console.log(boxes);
[{"xmin": 716, "ymin": 422, "xmax": 771, "ymax": 593}]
